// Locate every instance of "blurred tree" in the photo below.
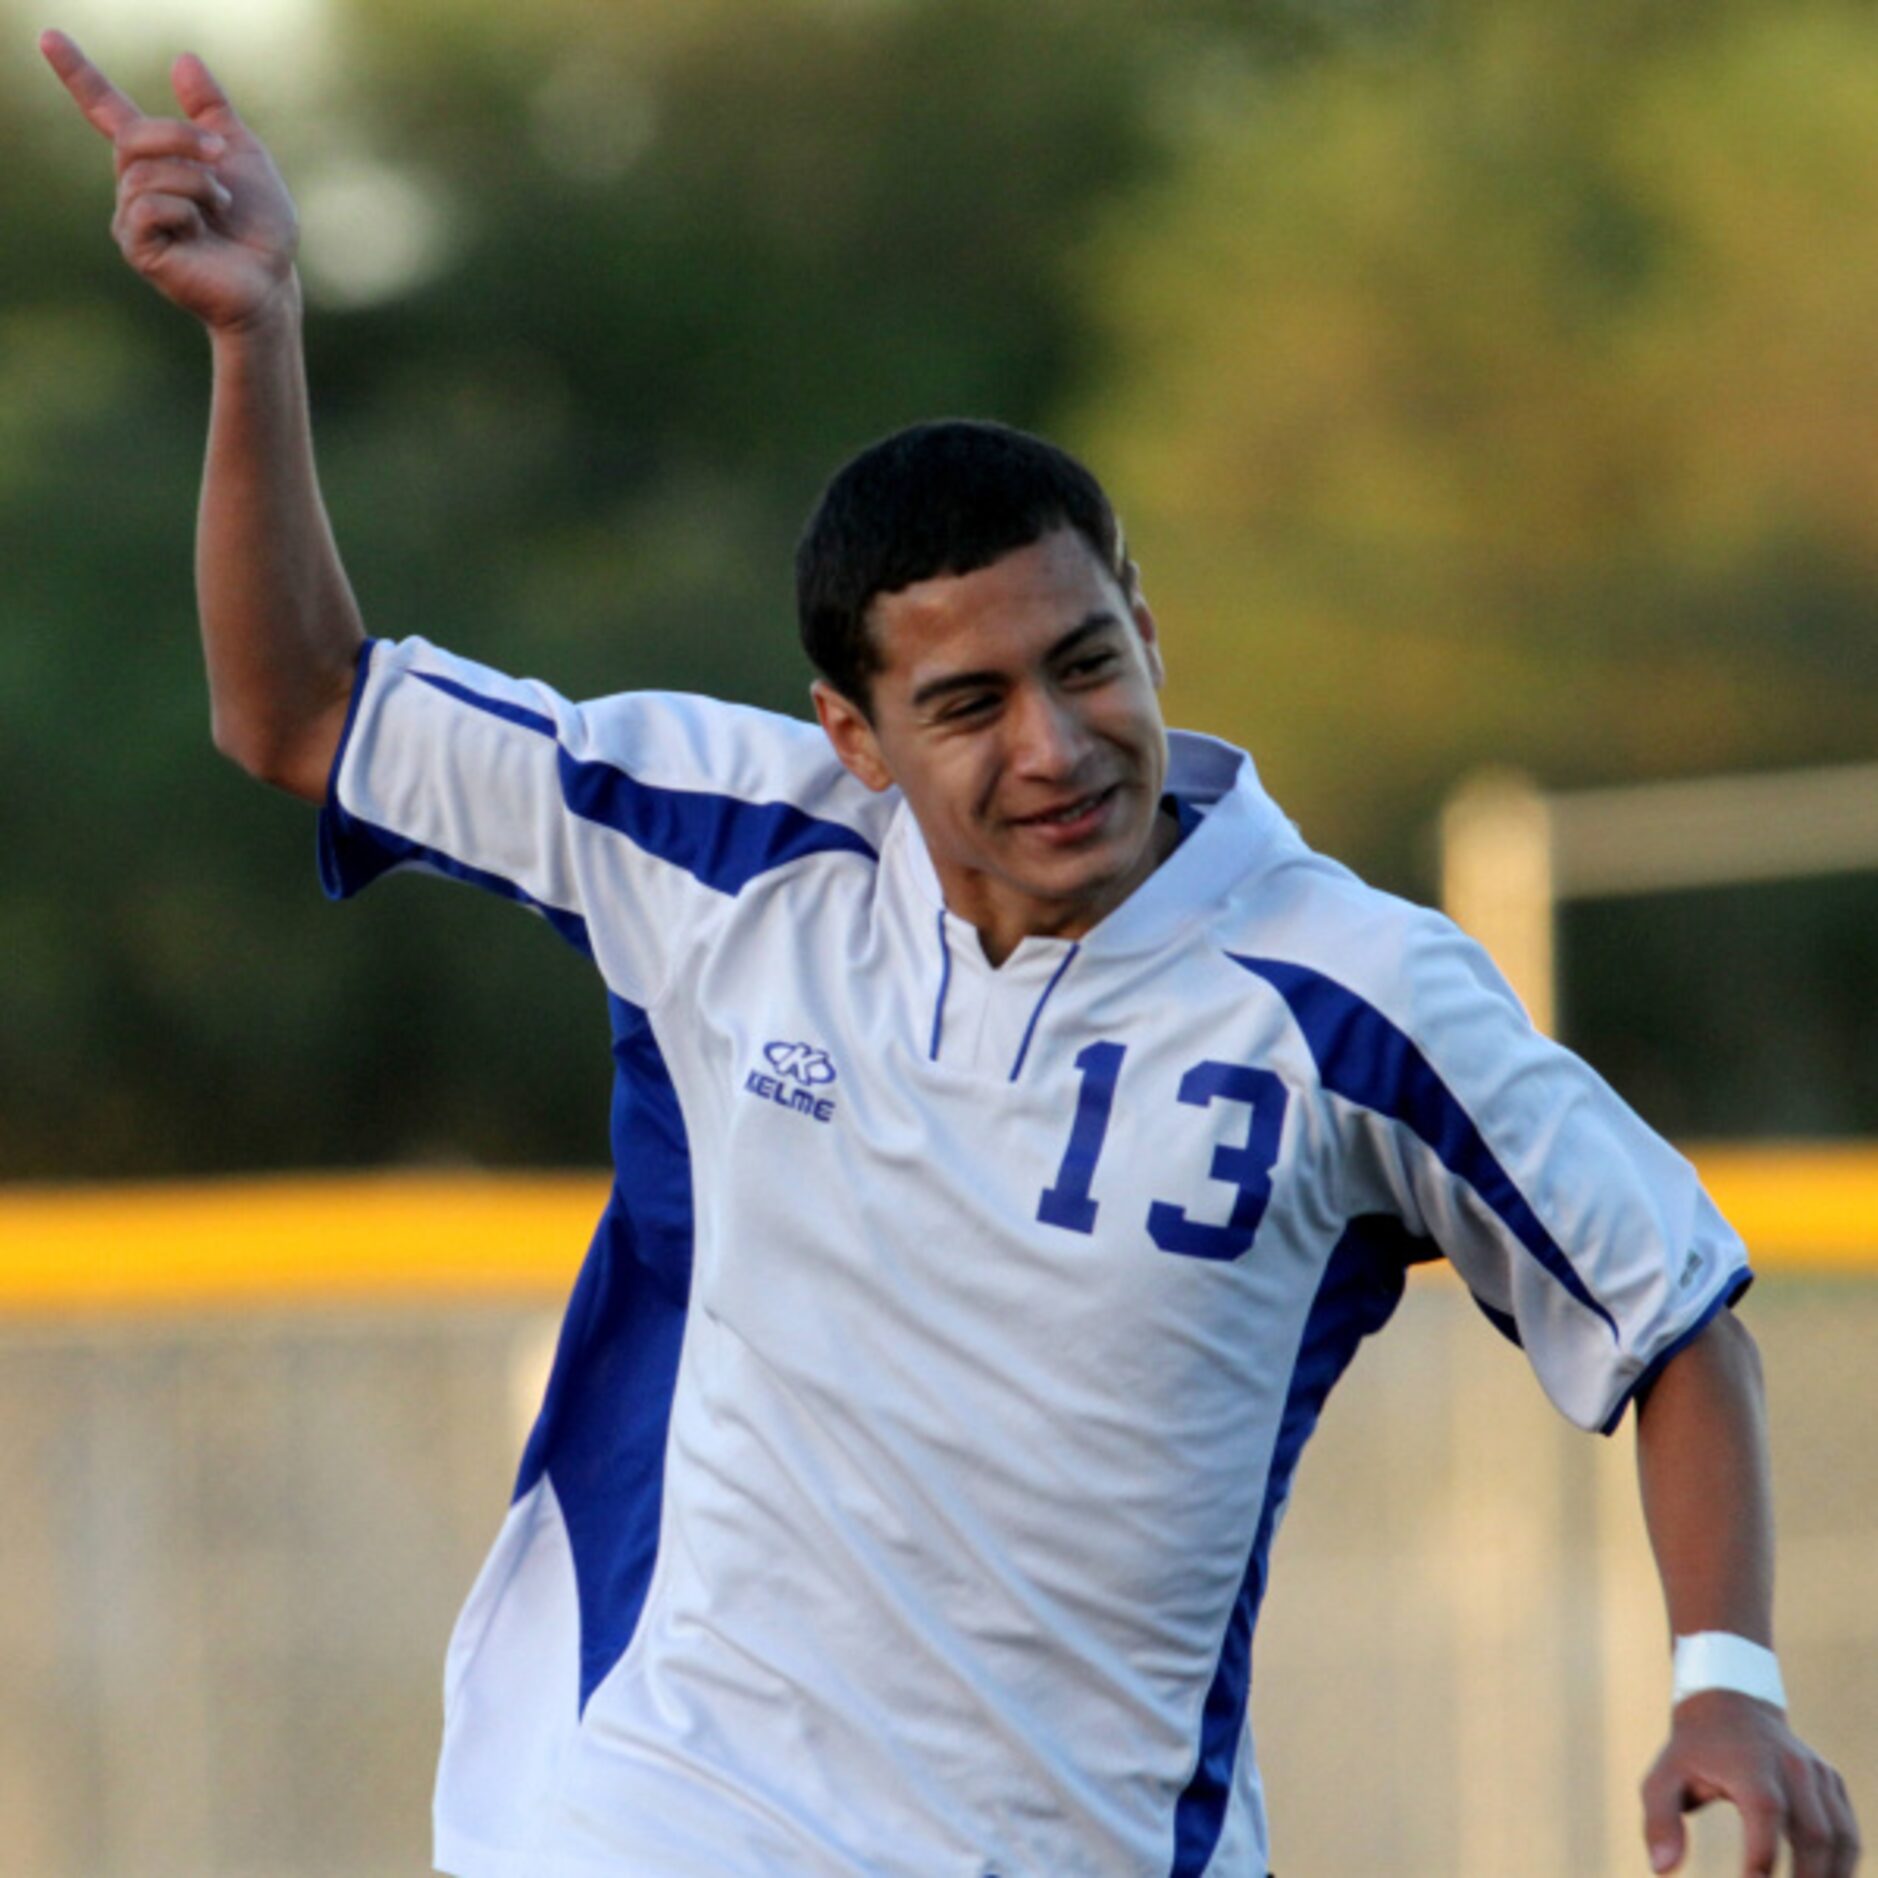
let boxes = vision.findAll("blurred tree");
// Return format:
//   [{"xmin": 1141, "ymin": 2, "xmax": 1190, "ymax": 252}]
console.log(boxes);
[
  {"xmin": 0, "ymin": 0, "xmax": 1286, "ymax": 1175},
  {"xmin": 8, "ymin": 0, "xmax": 1876, "ymax": 1171},
  {"xmin": 1075, "ymin": 0, "xmax": 1878, "ymax": 887}
]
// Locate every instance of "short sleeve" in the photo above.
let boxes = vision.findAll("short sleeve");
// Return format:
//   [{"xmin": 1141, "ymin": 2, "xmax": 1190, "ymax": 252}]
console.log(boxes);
[
  {"xmin": 1243, "ymin": 909, "xmax": 1752, "ymax": 1433},
  {"xmin": 319, "ymin": 636, "xmax": 883, "ymax": 1008}
]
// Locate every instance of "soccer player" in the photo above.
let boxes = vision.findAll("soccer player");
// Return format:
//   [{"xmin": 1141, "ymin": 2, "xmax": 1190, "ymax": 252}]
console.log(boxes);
[{"xmin": 43, "ymin": 32, "xmax": 1861, "ymax": 1878}]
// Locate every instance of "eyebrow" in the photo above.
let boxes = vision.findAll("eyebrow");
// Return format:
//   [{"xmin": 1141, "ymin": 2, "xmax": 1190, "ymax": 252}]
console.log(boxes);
[{"xmin": 908, "ymin": 611, "xmax": 1123, "ymax": 710}]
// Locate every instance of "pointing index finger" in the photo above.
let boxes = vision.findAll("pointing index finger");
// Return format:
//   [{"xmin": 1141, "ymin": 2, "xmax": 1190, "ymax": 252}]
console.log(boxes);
[{"xmin": 40, "ymin": 29, "xmax": 145, "ymax": 140}]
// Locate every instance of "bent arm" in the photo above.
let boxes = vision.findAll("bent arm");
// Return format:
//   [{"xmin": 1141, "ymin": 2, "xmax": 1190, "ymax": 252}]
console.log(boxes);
[
  {"xmin": 1634, "ymin": 1309, "xmax": 1859, "ymax": 1876},
  {"xmin": 42, "ymin": 31, "xmax": 362, "ymax": 801},
  {"xmin": 200, "ymin": 289, "xmax": 364, "ymax": 799}
]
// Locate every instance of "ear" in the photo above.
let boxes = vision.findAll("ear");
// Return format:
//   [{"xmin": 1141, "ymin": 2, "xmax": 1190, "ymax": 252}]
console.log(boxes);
[
  {"xmin": 1130, "ymin": 593, "xmax": 1166, "ymax": 690},
  {"xmin": 811, "ymin": 679, "xmax": 895, "ymax": 793}
]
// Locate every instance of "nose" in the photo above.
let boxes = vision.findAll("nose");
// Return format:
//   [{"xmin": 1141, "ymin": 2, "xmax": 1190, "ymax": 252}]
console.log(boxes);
[{"xmin": 1008, "ymin": 682, "xmax": 1093, "ymax": 780}]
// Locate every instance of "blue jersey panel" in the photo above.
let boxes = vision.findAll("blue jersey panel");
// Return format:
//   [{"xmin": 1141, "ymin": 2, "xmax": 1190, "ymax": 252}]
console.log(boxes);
[
  {"xmin": 513, "ymin": 995, "xmax": 695, "ymax": 1712},
  {"xmin": 1171, "ymin": 1214, "xmax": 1429, "ymax": 1874}
]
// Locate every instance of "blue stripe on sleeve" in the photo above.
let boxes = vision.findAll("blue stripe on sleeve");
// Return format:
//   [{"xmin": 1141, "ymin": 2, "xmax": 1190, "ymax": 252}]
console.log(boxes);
[
  {"xmin": 1232, "ymin": 954, "xmax": 1620, "ymax": 1341},
  {"xmin": 557, "ymin": 747, "xmax": 878, "ymax": 894},
  {"xmin": 324, "ymin": 806, "xmax": 592, "ymax": 955},
  {"xmin": 413, "ymin": 667, "xmax": 557, "ymax": 738},
  {"xmin": 324, "ymin": 657, "xmax": 877, "ymax": 914},
  {"xmin": 1171, "ymin": 1216, "xmax": 1428, "ymax": 1872},
  {"xmin": 402, "ymin": 666, "xmax": 879, "ymax": 893}
]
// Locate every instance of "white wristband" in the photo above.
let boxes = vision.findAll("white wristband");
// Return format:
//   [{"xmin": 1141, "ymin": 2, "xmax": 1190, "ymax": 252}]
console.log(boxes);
[{"xmin": 1672, "ymin": 1631, "xmax": 1787, "ymax": 1710}]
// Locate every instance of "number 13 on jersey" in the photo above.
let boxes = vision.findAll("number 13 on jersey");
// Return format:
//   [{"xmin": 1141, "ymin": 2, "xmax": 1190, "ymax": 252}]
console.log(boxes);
[{"xmin": 1036, "ymin": 1042, "xmax": 1290, "ymax": 1261}]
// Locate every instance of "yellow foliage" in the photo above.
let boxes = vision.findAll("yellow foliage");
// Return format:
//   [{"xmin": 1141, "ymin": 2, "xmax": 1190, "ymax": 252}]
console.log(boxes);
[{"xmin": 1074, "ymin": 2, "xmax": 1878, "ymax": 877}]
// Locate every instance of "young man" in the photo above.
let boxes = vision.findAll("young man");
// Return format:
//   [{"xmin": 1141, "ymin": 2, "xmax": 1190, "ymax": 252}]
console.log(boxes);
[{"xmin": 43, "ymin": 33, "xmax": 1860, "ymax": 1878}]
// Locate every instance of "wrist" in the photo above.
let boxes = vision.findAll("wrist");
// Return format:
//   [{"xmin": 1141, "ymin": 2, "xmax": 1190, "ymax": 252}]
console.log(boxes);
[
  {"xmin": 1671, "ymin": 1631, "xmax": 1786, "ymax": 1712},
  {"xmin": 206, "ymin": 271, "xmax": 305, "ymax": 352}
]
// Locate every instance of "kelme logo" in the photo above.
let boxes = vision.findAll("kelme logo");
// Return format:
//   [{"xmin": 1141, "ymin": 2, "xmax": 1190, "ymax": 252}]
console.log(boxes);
[
  {"xmin": 764, "ymin": 1041, "xmax": 837, "ymax": 1087},
  {"xmin": 744, "ymin": 1040, "xmax": 838, "ymax": 1123}
]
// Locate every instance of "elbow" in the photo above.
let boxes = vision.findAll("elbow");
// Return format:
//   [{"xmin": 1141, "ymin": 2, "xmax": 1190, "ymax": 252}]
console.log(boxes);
[
  {"xmin": 210, "ymin": 707, "xmax": 283, "ymax": 782},
  {"xmin": 207, "ymin": 656, "xmax": 359, "ymax": 801},
  {"xmin": 210, "ymin": 708, "xmax": 329, "ymax": 801}
]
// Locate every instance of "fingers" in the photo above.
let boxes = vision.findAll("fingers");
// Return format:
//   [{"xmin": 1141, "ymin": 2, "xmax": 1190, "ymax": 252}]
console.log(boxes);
[
  {"xmin": 113, "ymin": 152, "xmax": 232, "ymax": 264},
  {"xmin": 113, "ymin": 117, "xmax": 227, "ymax": 176},
  {"xmin": 117, "ymin": 189, "xmax": 209, "ymax": 256},
  {"xmin": 1785, "ymin": 1765, "xmax": 1843, "ymax": 1878},
  {"xmin": 1818, "ymin": 1760, "xmax": 1862, "ymax": 1878},
  {"xmin": 1647, "ymin": 1819, "xmax": 1688, "ymax": 1874},
  {"xmin": 1741, "ymin": 1753, "xmax": 1865, "ymax": 1878},
  {"xmin": 1831, "ymin": 1765, "xmax": 1862, "ymax": 1874},
  {"xmin": 39, "ymin": 27, "xmax": 142, "ymax": 139},
  {"xmin": 1651, "ymin": 1707, "xmax": 1861, "ymax": 1878},
  {"xmin": 170, "ymin": 51, "xmax": 244, "ymax": 134},
  {"xmin": 42, "ymin": 30, "xmax": 227, "ymax": 178},
  {"xmin": 119, "ymin": 156, "xmax": 232, "ymax": 218},
  {"xmin": 1642, "ymin": 1760, "xmax": 1690, "ymax": 1873},
  {"xmin": 1775, "ymin": 1752, "xmax": 1861, "ymax": 1878},
  {"xmin": 1737, "ymin": 1782, "xmax": 1784, "ymax": 1877}
]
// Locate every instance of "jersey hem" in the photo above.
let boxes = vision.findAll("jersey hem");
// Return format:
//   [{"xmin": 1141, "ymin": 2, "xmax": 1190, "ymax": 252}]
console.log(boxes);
[
  {"xmin": 434, "ymin": 1828, "xmax": 617, "ymax": 1878},
  {"xmin": 435, "ymin": 1826, "xmax": 780, "ymax": 1878}
]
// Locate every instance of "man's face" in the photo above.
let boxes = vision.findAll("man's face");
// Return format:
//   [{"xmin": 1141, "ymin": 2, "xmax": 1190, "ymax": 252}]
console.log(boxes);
[{"xmin": 813, "ymin": 527, "xmax": 1173, "ymax": 963}]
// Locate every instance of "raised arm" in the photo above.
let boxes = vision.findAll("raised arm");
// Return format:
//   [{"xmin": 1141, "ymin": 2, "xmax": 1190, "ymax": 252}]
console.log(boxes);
[
  {"xmin": 1635, "ymin": 1310, "xmax": 1859, "ymax": 1877},
  {"xmin": 41, "ymin": 31, "xmax": 363, "ymax": 801}
]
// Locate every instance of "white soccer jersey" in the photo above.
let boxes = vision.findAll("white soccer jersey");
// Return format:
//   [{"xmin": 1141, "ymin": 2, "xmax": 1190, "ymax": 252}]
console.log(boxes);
[{"xmin": 322, "ymin": 636, "xmax": 1752, "ymax": 1878}]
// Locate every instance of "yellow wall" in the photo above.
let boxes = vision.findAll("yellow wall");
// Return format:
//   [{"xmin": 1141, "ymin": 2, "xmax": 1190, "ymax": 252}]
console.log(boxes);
[
  {"xmin": 0, "ymin": 1145, "xmax": 1873, "ymax": 1316},
  {"xmin": 0, "ymin": 1172, "xmax": 608, "ymax": 1314}
]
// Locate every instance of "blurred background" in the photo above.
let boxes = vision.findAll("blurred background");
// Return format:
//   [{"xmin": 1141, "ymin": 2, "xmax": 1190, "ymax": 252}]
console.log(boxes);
[{"xmin": 1, "ymin": 0, "xmax": 1872, "ymax": 1871}]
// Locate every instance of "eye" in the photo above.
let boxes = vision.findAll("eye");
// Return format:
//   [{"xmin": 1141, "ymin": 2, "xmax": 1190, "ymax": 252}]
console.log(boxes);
[
  {"xmin": 1062, "ymin": 648, "xmax": 1119, "ymax": 683},
  {"xmin": 936, "ymin": 691, "xmax": 999, "ymax": 724}
]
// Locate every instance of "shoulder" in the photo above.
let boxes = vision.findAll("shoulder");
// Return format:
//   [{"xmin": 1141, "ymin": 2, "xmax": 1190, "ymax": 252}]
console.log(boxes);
[
  {"xmin": 1157, "ymin": 733, "xmax": 1536, "ymax": 1054},
  {"xmin": 1208, "ymin": 839, "xmax": 1540, "ymax": 1090}
]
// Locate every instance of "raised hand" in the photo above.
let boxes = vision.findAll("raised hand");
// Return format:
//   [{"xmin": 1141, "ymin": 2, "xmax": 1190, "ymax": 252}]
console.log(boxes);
[{"xmin": 40, "ymin": 29, "xmax": 299, "ymax": 332}]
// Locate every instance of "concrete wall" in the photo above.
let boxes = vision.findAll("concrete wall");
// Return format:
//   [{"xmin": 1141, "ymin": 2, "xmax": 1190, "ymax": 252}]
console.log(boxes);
[{"xmin": 0, "ymin": 1278, "xmax": 1868, "ymax": 1877}]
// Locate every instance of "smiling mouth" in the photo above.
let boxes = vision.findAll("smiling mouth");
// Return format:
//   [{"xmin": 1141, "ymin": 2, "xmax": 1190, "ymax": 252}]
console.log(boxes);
[{"xmin": 1012, "ymin": 783, "xmax": 1120, "ymax": 829}]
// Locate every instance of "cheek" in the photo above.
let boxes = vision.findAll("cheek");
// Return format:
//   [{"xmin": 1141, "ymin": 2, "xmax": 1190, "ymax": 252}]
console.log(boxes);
[
  {"xmin": 901, "ymin": 750, "xmax": 986, "ymax": 832},
  {"xmin": 922, "ymin": 737, "xmax": 993, "ymax": 797}
]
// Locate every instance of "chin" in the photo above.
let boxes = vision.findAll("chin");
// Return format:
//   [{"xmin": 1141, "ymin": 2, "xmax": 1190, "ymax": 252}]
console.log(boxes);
[{"xmin": 1030, "ymin": 850, "xmax": 1138, "ymax": 909}]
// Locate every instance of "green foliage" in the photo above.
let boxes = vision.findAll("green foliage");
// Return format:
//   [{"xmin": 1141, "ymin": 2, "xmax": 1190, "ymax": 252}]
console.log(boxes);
[
  {"xmin": 4, "ymin": 0, "xmax": 1875, "ymax": 1172},
  {"xmin": 0, "ymin": 0, "xmax": 1206, "ymax": 1175}
]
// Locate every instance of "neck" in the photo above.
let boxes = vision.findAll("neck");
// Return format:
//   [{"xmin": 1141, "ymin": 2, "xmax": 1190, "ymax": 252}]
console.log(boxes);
[{"xmin": 970, "ymin": 800, "xmax": 1183, "ymax": 967}]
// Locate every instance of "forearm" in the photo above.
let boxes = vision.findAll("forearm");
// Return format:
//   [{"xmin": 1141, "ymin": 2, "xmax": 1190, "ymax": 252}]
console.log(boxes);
[
  {"xmin": 1634, "ymin": 1308, "xmax": 1775, "ymax": 1647},
  {"xmin": 199, "ymin": 276, "xmax": 364, "ymax": 800},
  {"xmin": 1632, "ymin": 1311, "xmax": 1859, "ymax": 1874}
]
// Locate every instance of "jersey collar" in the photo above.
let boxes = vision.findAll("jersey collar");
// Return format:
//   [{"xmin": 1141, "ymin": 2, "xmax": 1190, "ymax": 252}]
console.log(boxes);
[{"xmin": 884, "ymin": 732, "xmax": 1297, "ymax": 964}]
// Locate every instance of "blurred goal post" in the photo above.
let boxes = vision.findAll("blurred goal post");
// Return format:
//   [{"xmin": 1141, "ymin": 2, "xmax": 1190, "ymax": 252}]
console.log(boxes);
[
  {"xmin": 1439, "ymin": 757, "xmax": 1878, "ymax": 1874},
  {"xmin": 1439, "ymin": 758, "xmax": 1878, "ymax": 1038}
]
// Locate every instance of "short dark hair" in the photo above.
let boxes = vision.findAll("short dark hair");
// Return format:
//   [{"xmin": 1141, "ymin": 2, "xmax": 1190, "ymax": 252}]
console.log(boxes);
[{"xmin": 795, "ymin": 419, "xmax": 1132, "ymax": 710}]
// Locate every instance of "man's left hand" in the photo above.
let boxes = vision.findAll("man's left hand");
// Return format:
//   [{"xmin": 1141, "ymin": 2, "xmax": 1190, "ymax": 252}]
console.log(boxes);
[{"xmin": 1642, "ymin": 1689, "xmax": 1860, "ymax": 1877}]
